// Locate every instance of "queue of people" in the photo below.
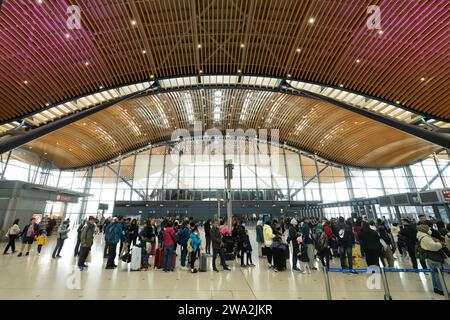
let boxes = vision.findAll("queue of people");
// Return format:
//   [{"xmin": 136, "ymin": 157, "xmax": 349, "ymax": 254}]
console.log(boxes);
[{"xmin": 3, "ymin": 213, "xmax": 450, "ymax": 297}]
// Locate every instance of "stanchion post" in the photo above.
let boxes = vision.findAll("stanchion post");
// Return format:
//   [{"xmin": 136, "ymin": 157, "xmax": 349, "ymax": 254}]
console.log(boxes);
[
  {"xmin": 381, "ymin": 267, "xmax": 392, "ymax": 300},
  {"xmin": 323, "ymin": 267, "xmax": 332, "ymax": 300},
  {"xmin": 436, "ymin": 267, "xmax": 450, "ymax": 300}
]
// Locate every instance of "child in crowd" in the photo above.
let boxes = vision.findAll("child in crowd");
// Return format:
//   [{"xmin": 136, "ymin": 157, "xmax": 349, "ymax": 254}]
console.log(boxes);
[{"xmin": 36, "ymin": 230, "xmax": 47, "ymax": 256}]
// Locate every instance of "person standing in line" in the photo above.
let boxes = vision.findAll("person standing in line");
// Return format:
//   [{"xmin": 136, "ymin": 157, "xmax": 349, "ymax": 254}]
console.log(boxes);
[
  {"xmin": 301, "ymin": 217, "xmax": 317, "ymax": 270},
  {"xmin": 98, "ymin": 215, "xmax": 106, "ymax": 233},
  {"xmin": 74, "ymin": 219, "xmax": 86, "ymax": 257},
  {"xmin": 210, "ymin": 220, "xmax": 230, "ymax": 272},
  {"xmin": 336, "ymin": 217, "xmax": 355, "ymax": 272},
  {"xmin": 52, "ymin": 220, "xmax": 70, "ymax": 258},
  {"xmin": 3, "ymin": 219, "xmax": 20, "ymax": 254},
  {"xmin": 177, "ymin": 220, "xmax": 190, "ymax": 270},
  {"xmin": 263, "ymin": 219, "xmax": 275, "ymax": 268},
  {"xmin": 256, "ymin": 220, "xmax": 264, "ymax": 258},
  {"xmin": 78, "ymin": 216, "xmax": 96, "ymax": 271},
  {"xmin": 288, "ymin": 218, "xmax": 301, "ymax": 271},
  {"xmin": 315, "ymin": 223, "xmax": 331, "ymax": 269},
  {"xmin": 18, "ymin": 218, "xmax": 38, "ymax": 257},
  {"xmin": 120, "ymin": 218, "xmax": 131, "ymax": 258},
  {"xmin": 204, "ymin": 219, "xmax": 211, "ymax": 255},
  {"xmin": 129, "ymin": 219, "xmax": 139, "ymax": 247},
  {"xmin": 162, "ymin": 221, "xmax": 177, "ymax": 272},
  {"xmin": 105, "ymin": 217, "xmax": 122, "ymax": 269},
  {"xmin": 417, "ymin": 224, "xmax": 447, "ymax": 296},
  {"xmin": 36, "ymin": 230, "xmax": 48, "ymax": 256},
  {"xmin": 358, "ymin": 221, "xmax": 381, "ymax": 267},
  {"xmin": 189, "ymin": 225, "xmax": 201, "ymax": 273},
  {"xmin": 399, "ymin": 218, "xmax": 419, "ymax": 269}
]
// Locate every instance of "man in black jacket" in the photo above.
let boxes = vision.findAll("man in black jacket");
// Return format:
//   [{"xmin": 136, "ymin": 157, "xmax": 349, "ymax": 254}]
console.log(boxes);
[
  {"xmin": 336, "ymin": 217, "xmax": 355, "ymax": 272},
  {"xmin": 204, "ymin": 219, "xmax": 211, "ymax": 255},
  {"xmin": 210, "ymin": 220, "xmax": 230, "ymax": 272},
  {"xmin": 399, "ymin": 218, "xmax": 419, "ymax": 269}
]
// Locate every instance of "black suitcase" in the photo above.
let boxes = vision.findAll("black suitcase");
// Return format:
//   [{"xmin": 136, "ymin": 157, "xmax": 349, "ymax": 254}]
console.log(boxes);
[{"xmin": 272, "ymin": 247, "xmax": 286, "ymax": 271}]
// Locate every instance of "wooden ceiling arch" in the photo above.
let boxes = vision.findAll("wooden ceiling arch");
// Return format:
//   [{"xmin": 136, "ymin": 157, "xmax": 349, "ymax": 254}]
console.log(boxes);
[
  {"xmin": 19, "ymin": 88, "xmax": 441, "ymax": 169},
  {"xmin": 0, "ymin": 0, "xmax": 448, "ymax": 124}
]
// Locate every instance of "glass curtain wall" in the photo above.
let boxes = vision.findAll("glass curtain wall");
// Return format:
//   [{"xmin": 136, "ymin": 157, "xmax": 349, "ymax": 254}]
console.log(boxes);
[{"xmin": 1, "ymin": 145, "xmax": 449, "ymax": 219}]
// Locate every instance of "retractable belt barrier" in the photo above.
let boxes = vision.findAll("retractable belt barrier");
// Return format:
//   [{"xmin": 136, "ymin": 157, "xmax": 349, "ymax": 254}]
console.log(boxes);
[{"xmin": 323, "ymin": 266, "xmax": 450, "ymax": 301}]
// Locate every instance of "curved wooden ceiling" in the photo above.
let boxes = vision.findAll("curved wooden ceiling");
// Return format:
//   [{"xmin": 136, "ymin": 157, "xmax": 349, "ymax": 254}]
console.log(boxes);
[
  {"xmin": 0, "ymin": 0, "xmax": 448, "ymax": 124},
  {"xmin": 22, "ymin": 88, "xmax": 440, "ymax": 169}
]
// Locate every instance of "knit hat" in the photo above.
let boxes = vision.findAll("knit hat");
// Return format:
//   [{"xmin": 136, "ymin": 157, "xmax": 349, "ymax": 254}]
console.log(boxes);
[{"xmin": 317, "ymin": 223, "xmax": 323, "ymax": 230}]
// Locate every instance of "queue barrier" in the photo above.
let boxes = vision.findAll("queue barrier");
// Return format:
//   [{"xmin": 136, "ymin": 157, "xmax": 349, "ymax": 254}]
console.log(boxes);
[{"xmin": 323, "ymin": 266, "xmax": 450, "ymax": 301}]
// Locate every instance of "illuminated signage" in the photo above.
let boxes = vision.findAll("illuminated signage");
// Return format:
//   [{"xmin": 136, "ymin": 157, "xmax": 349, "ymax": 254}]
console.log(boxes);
[
  {"xmin": 442, "ymin": 190, "xmax": 450, "ymax": 202},
  {"xmin": 33, "ymin": 214, "xmax": 43, "ymax": 224},
  {"xmin": 56, "ymin": 194, "xmax": 71, "ymax": 202}
]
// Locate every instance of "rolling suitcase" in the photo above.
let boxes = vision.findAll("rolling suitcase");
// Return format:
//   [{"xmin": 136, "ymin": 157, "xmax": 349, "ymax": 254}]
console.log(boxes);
[
  {"xmin": 272, "ymin": 244, "xmax": 286, "ymax": 271},
  {"xmin": 154, "ymin": 247, "xmax": 164, "ymax": 269},
  {"xmin": 130, "ymin": 246, "xmax": 141, "ymax": 271},
  {"xmin": 199, "ymin": 253, "xmax": 207, "ymax": 272}
]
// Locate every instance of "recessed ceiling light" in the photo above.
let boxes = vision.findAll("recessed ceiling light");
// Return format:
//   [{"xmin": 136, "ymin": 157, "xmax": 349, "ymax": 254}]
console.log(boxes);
[
  {"xmin": 99, "ymin": 86, "xmax": 103, "ymax": 89},
  {"xmin": 38, "ymin": 0, "xmax": 43, "ymax": 3},
  {"xmin": 197, "ymin": 44, "xmax": 201, "ymax": 48},
  {"xmin": 296, "ymin": 48, "xmax": 301, "ymax": 52},
  {"xmin": 199, "ymin": 69, "xmax": 203, "ymax": 74},
  {"xmin": 396, "ymin": 100, "xmax": 400, "ymax": 104},
  {"xmin": 85, "ymin": 61, "xmax": 89, "ymax": 66},
  {"xmin": 131, "ymin": 20, "xmax": 136, "ymax": 25},
  {"xmin": 240, "ymin": 43, "xmax": 245, "ymax": 48},
  {"xmin": 287, "ymin": 74, "xmax": 291, "ymax": 77},
  {"xmin": 24, "ymin": 80, "xmax": 28, "ymax": 84},
  {"xmin": 309, "ymin": 17, "xmax": 315, "ymax": 24},
  {"xmin": 356, "ymin": 59, "xmax": 360, "ymax": 63},
  {"xmin": 378, "ymin": 30, "xmax": 383, "ymax": 35},
  {"xmin": 237, "ymin": 69, "xmax": 241, "ymax": 73},
  {"xmin": 65, "ymin": 33, "xmax": 70, "ymax": 38},
  {"xmin": 44, "ymin": 152, "xmax": 48, "ymax": 155},
  {"xmin": 339, "ymin": 84, "xmax": 344, "ymax": 87},
  {"xmin": 150, "ymin": 74, "xmax": 154, "ymax": 78},
  {"xmin": 142, "ymin": 50, "xmax": 146, "ymax": 54},
  {"xmin": 45, "ymin": 103, "xmax": 50, "ymax": 106},
  {"xmin": 420, "ymin": 77, "xmax": 425, "ymax": 81},
  {"xmin": 29, "ymin": 146, "xmax": 32, "ymax": 149}
]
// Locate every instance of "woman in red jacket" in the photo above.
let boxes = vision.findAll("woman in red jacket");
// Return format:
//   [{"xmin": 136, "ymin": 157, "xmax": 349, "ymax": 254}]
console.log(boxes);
[{"xmin": 162, "ymin": 221, "xmax": 177, "ymax": 272}]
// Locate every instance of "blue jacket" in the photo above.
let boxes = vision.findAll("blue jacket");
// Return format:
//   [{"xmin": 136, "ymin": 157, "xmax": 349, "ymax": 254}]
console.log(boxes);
[
  {"xmin": 177, "ymin": 227, "xmax": 190, "ymax": 246},
  {"xmin": 105, "ymin": 222, "xmax": 122, "ymax": 244},
  {"xmin": 301, "ymin": 223, "xmax": 313, "ymax": 244},
  {"xmin": 256, "ymin": 224, "xmax": 264, "ymax": 243},
  {"xmin": 189, "ymin": 232, "xmax": 201, "ymax": 252}
]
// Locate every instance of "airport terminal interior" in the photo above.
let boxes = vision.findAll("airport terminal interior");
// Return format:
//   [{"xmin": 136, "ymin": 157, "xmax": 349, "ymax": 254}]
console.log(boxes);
[{"xmin": 0, "ymin": 0, "xmax": 449, "ymax": 300}]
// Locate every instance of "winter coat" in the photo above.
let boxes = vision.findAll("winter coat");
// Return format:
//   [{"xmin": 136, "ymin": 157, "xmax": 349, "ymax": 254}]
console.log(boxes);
[
  {"xmin": 204, "ymin": 221, "xmax": 211, "ymax": 238},
  {"xmin": 129, "ymin": 224, "xmax": 139, "ymax": 240},
  {"xmin": 323, "ymin": 224, "xmax": 334, "ymax": 242},
  {"xmin": 399, "ymin": 223, "xmax": 417, "ymax": 246},
  {"xmin": 336, "ymin": 222, "xmax": 355, "ymax": 247},
  {"xmin": 189, "ymin": 232, "xmax": 201, "ymax": 252},
  {"xmin": 358, "ymin": 227, "xmax": 381, "ymax": 251},
  {"xmin": 288, "ymin": 225, "xmax": 300, "ymax": 250},
  {"xmin": 177, "ymin": 227, "xmax": 190, "ymax": 246},
  {"xmin": 80, "ymin": 223, "xmax": 95, "ymax": 248},
  {"xmin": 105, "ymin": 222, "xmax": 122, "ymax": 244},
  {"xmin": 256, "ymin": 224, "xmax": 264, "ymax": 243},
  {"xmin": 57, "ymin": 224, "xmax": 69, "ymax": 240},
  {"xmin": 210, "ymin": 226, "xmax": 222, "ymax": 250},
  {"xmin": 6, "ymin": 224, "xmax": 20, "ymax": 236},
  {"xmin": 163, "ymin": 226, "xmax": 177, "ymax": 246},
  {"xmin": 263, "ymin": 224, "xmax": 274, "ymax": 247},
  {"xmin": 301, "ymin": 223, "xmax": 313, "ymax": 245}
]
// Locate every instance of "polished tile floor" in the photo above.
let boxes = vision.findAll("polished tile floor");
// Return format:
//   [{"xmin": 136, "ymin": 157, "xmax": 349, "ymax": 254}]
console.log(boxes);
[{"xmin": 0, "ymin": 227, "xmax": 448, "ymax": 300}]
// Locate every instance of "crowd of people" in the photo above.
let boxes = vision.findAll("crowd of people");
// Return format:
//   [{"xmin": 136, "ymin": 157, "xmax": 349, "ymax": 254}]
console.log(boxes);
[{"xmin": 2, "ymin": 213, "xmax": 450, "ymax": 296}]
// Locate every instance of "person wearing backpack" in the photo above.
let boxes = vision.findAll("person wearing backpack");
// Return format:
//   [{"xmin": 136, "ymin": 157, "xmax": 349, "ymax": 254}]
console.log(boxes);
[
  {"xmin": 417, "ymin": 224, "xmax": 447, "ymax": 296},
  {"xmin": 105, "ymin": 217, "xmax": 123, "ymax": 269},
  {"xmin": 3, "ymin": 219, "xmax": 20, "ymax": 254},
  {"xmin": 177, "ymin": 221, "xmax": 190, "ymax": 270},
  {"xmin": 17, "ymin": 218, "xmax": 38, "ymax": 257},
  {"xmin": 315, "ymin": 223, "xmax": 330, "ymax": 269},
  {"xmin": 336, "ymin": 217, "xmax": 355, "ymax": 272}
]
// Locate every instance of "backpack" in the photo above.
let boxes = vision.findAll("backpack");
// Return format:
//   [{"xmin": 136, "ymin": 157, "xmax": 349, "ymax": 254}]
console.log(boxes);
[
  {"xmin": 105, "ymin": 223, "xmax": 117, "ymax": 243},
  {"xmin": 187, "ymin": 238, "xmax": 193, "ymax": 253},
  {"xmin": 315, "ymin": 232, "xmax": 328, "ymax": 251}
]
